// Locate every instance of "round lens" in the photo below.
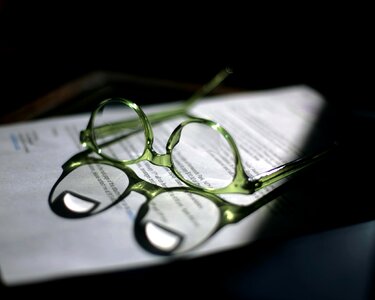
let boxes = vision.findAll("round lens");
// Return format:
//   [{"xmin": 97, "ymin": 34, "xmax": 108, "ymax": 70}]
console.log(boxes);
[
  {"xmin": 93, "ymin": 101, "xmax": 146, "ymax": 161},
  {"xmin": 135, "ymin": 191, "xmax": 220, "ymax": 254},
  {"xmin": 50, "ymin": 164, "xmax": 129, "ymax": 217},
  {"xmin": 171, "ymin": 122, "xmax": 235, "ymax": 189}
]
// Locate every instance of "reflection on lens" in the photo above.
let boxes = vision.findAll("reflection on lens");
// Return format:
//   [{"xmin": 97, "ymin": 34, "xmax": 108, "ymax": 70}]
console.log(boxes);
[
  {"xmin": 50, "ymin": 164, "xmax": 129, "ymax": 217},
  {"xmin": 135, "ymin": 191, "xmax": 220, "ymax": 254},
  {"xmin": 93, "ymin": 101, "xmax": 146, "ymax": 161},
  {"xmin": 171, "ymin": 123, "xmax": 235, "ymax": 189}
]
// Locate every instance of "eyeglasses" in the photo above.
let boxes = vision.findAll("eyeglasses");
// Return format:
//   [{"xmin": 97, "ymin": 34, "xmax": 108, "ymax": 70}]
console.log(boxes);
[
  {"xmin": 49, "ymin": 70, "xmax": 334, "ymax": 254},
  {"xmin": 78, "ymin": 72, "xmax": 330, "ymax": 195}
]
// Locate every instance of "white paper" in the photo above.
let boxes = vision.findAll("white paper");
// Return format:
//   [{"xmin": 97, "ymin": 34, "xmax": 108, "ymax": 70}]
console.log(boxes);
[{"xmin": 0, "ymin": 85, "xmax": 328, "ymax": 285}]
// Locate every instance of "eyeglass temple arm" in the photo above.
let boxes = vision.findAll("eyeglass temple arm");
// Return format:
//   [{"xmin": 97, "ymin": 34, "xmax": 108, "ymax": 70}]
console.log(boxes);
[
  {"xmin": 252, "ymin": 145, "xmax": 336, "ymax": 192},
  {"xmin": 82, "ymin": 68, "xmax": 232, "ymax": 139},
  {"xmin": 184, "ymin": 67, "xmax": 232, "ymax": 108},
  {"xmin": 142, "ymin": 67, "xmax": 232, "ymax": 123},
  {"xmin": 85, "ymin": 107, "xmax": 188, "ymax": 140}
]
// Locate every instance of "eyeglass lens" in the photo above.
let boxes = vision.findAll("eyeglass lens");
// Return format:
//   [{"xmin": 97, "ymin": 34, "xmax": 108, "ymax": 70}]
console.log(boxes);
[{"xmin": 93, "ymin": 101, "xmax": 146, "ymax": 161}]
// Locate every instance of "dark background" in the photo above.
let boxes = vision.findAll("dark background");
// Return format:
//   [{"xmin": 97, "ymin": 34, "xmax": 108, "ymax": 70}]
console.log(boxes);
[
  {"xmin": 1, "ymin": 2, "xmax": 373, "ymax": 117},
  {"xmin": 1, "ymin": 2, "xmax": 374, "ymax": 299}
]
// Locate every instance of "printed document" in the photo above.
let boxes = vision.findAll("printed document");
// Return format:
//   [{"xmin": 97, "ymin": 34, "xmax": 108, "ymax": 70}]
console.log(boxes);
[{"xmin": 0, "ymin": 86, "xmax": 328, "ymax": 285}]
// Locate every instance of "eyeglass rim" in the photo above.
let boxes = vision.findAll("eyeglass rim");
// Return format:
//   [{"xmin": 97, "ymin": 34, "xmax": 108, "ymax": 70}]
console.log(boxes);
[
  {"xmin": 85, "ymin": 97, "xmax": 155, "ymax": 164},
  {"xmin": 82, "ymin": 98, "xmax": 335, "ymax": 196},
  {"xmin": 166, "ymin": 117, "xmax": 248, "ymax": 193},
  {"xmin": 87, "ymin": 98, "xmax": 252, "ymax": 192}
]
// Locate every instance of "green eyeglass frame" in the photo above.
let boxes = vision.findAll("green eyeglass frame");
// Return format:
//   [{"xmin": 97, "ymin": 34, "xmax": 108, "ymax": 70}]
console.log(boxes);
[{"xmin": 79, "ymin": 98, "xmax": 332, "ymax": 196}]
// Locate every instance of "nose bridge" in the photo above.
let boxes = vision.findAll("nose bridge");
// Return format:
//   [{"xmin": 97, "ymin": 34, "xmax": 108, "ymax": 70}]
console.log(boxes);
[{"xmin": 151, "ymin": 153, "xmax": 172, "ymax": 168}]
